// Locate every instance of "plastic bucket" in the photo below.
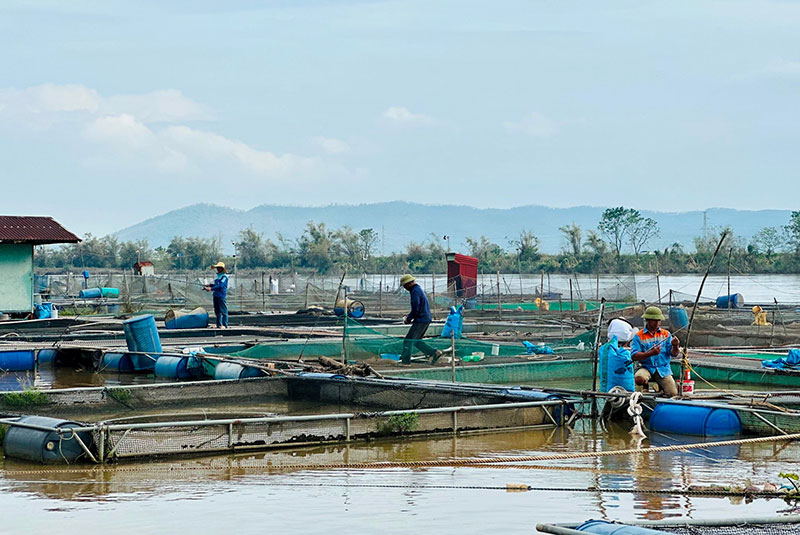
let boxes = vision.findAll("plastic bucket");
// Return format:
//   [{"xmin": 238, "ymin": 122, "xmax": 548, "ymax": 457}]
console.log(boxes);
[
  {"xmin": 0, "ymin": 350, "xmax": 35, "ymax": 371},
  {"xmin": 668, "ymin": 307, "xmax": 689, "ymax": 331},
  {"xmin": 3, "ymin": 416, "xmax": 94, "ymax": 464},
  {"xmin": 649, "ymin": 403, "xmax": 741, "ymax": 437},
  {"xmin": 575, "ymin": 520, "xmax": 676, "ymax": 534},
  {"xmin": 122, "ymin": 315, "xmax": 162, "ymax": 355},
  {"xmin": 715, "ymin": 293, "xmax": 744, "ymax": 309}
]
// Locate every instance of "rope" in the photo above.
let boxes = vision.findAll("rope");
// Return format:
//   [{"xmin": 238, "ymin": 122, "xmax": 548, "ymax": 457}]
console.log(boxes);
[
  {"xmin": 1, "ymin": 479, "xmax": 792, "ymax": 498},
  {"xmin": 3, "ymin": 431, "xmax": 798, "ymax": 476}
]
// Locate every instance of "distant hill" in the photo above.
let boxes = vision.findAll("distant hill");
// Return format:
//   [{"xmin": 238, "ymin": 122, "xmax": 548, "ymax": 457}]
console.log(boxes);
[{"xmin": 113, "ymin": 202, "xmax": 792, "ymax": 254}]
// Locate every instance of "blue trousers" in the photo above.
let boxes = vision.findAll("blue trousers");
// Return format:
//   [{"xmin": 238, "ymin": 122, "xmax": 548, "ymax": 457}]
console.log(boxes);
[{"xmin": 213, "ymin": 296, "xmax": 228, "ymax": 328}]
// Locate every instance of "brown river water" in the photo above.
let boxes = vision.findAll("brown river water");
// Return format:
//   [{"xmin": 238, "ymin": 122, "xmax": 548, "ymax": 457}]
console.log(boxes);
[{"xmin": 2, "ymin": 409, "xmax": 799, "ymax": 534}]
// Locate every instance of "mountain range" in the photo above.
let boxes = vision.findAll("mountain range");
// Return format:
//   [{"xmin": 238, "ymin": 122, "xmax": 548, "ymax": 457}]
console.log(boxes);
[{"xmin": 113, "ymin": 202, "xmax": 792, "ymax": 255}]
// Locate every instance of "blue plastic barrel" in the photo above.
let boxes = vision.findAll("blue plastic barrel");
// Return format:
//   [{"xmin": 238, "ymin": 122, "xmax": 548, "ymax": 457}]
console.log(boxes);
[
  {"xmin": 164, "ymin": 308, "xmax": 209, "ymax": 330},
  {"xmin": 78, "ymin": 288, "xmax": 102, "ymax": 298},
  {"xmin": 213, "ymin": 362, "xmax": 266, "ymax": 380},
  {"xmin": 101, "ymin": 287, "xmax": 120, "ymax": 298},
  {"xmin": 0, "ymin": 350, "xmax": 35, "ymax": 371},
  {"xmin": 576, "ymin": 520, "xmax": 678, "ymax": 534},
  {"xmin": 37, "ymin": 349, "xmax": 57, "ymax": 365},
  {"xmin": 100, "ymin": 352, "xmax": 134, "ymax": 373},
  {"xmin": 3, "ymin": 415, "xmax": 94, "ymax": 464},
  {"xmin": 649, "ymin": 403, "xmax": 741, "ymax": 437},
  {"xmin": 668, "ymin": 307, "xmax": 689, "ymax": 331},
  {"xmin": 154, "ymin": 355, "xmax": 201, "ymax": 380},
  {"xmin": 715, "ymin": 293, "xmax": 743, "ymax": 309},
  {"xmin": 122, "ymin": 314, "xmax": 162, "ymax": 354}
]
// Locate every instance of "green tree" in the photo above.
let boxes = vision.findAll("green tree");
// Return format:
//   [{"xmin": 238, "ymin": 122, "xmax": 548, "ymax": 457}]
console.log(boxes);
[
  {"xmin": 785, "ymin": 211, "xmax": 800, "ymax": 254},
  {"xmin": 628, "ymin": 215, "xmax": 659, "ymax": 256},
  {"xmin": 236, "ymin": 228, "xmax": 276, "ymax": 268},
  {"xmin": 751, "ymin": 227, "xmax": 785, "ymax": 257},
  {"xmin": 559, "ymin": 223, "xmax": 582, "ymax": 255},
  {"xmin": 598, "ymin": 207, "xmax": 635, "ymax": 256},
  {"xmin": 297, "ymin": 222, "xmax": 335, "ymax": 273}
]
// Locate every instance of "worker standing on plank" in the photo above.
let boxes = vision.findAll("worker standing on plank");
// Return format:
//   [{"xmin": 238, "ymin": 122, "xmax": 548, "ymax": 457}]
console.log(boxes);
[
  {"xmin": 400, "ymin": 274, "xmax": 443, "ymax": 365},
  {"xmin": 204, "ymin": 262, "xmax": 229, "ymax": 329}
]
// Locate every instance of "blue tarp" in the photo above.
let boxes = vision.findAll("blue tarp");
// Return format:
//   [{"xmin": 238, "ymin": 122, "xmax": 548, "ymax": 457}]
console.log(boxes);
[{"xmin": 762, "ymin": 349, "xmax": 800, "ymax": 370}]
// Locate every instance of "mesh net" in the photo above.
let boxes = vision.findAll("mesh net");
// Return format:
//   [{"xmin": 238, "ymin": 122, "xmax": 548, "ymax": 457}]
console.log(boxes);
[
  {"xmin": 650, "ymin": 524, "xmax": 800, "ymax": 534},
  {"xmin": 230, "ymin": 318, "xmax": 596, "ymax": 361}
]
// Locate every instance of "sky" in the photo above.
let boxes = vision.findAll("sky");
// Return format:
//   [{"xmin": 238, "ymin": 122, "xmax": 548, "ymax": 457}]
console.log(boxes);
[{"xmin": 1, "ymin": 0, "xmax": 799, "ymax": 237}]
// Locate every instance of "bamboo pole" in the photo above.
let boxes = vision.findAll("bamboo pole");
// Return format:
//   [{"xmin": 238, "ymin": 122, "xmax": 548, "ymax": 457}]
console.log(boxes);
[
  {"xmin": 496, "ymin": 271, "xmax": 501, "ymax": 319},
  {"xmin": 591, "ymin": 298, "xmax": 606, "ymax": 417},
  {"xmin": 680, "ymin": 231, "xmax": 728, "ymax": 398},
  {"xmin": 261, "ymin": 271, "xmax": 266, "ymax": 310}
]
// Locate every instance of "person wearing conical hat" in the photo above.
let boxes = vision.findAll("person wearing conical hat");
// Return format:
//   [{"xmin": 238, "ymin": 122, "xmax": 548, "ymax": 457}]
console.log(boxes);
[
  {"xmin": 631, "ymin": 306, "xmax": 680, "ymax": 396},
  {"xmin": 204, "ymin": 262, "xmax": 229, "ymax": 328},
  {"xmin": 399, "ymin": 274, "xmax": 443, "ymax": 365}
]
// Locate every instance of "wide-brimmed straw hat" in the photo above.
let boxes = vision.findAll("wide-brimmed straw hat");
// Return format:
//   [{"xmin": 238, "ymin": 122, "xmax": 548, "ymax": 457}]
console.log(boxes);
[
  {"xmin": 399, "ymin": 274, "xmax": 416, "ymax": 286},
  {"xmin": 211, "ymin": 262, "xmax": 226, "ymax": 272}
]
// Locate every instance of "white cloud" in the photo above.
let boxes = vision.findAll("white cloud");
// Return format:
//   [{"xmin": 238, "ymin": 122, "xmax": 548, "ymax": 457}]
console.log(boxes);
[
  {"xmin": 104, "ymin": 89, "xmax": 212, "ymax": 122},
  {"xmin": 382, "ymin": 106, "xmax": 434, "ymax": 125},
  {"xmin": 313, "ymin": 136, "xmax": 350, "ymax": 154},
  {"xmin": 503, "ymin": 112, "xmax": 557, "ymax": 138},
  {"xmin": 0, "ymin": 83, "xmax": 208, "ymax": 124}
]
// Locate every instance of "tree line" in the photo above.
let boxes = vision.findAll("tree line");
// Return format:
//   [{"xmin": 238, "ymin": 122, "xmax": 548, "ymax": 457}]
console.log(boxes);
[{"xmin": 35, "ymin": 209, "xmax": 800, "ymax": 275}]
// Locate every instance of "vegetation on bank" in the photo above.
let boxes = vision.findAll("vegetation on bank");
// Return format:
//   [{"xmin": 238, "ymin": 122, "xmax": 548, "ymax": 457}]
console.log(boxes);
[{"xmin": 35, "ymin": 209, "xmax": 800, "ymax": 275}]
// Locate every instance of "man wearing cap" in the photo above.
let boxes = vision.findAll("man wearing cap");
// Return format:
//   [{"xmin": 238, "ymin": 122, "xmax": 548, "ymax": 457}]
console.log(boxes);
[
  {"xmin": 631, "ymin": 306, "xmax": 680, "ymax": 396},
  {"xmin": 204, "ymin": 262, "xmax": 229, "ymax": 329},
  {"xmin": 400, "ymin": 274, "xmax": 443, "ymax": 365}
]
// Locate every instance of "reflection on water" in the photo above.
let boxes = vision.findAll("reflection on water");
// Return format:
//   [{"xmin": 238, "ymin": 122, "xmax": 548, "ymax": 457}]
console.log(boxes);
[
  {"xmin": 2, "ymin": 418, "xmax": 799, "ymax": 534},
  {"xmin": 0, "ymin": 367, "xmax": 181, "ymax": 392}
]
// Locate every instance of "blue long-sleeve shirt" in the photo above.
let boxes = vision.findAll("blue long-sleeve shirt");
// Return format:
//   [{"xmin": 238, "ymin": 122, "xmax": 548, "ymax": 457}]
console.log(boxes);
[
  {"xmin": 208, "ymin": 273, "xmax": 228, "ymax": 299},
  {"xmin": 407, "ymin": 284, "xmax": 431, "ymax": 323},
  {"xmin": 631, "ymin": 327, "xmax": 674, "ymax": 377}
]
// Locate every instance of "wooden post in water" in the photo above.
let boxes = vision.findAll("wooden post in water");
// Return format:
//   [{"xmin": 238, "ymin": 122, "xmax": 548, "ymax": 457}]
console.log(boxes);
[
  {"xmin": 569, "ymin": 279, "xmax": 574, "ymax": 313},
  {"xmin": 431, "ymin": 273, "xmax": 437, "ymax": 321},
  {"xmin": 596, "ymin": 273, "xmax": 599, "ymax": 301},
  {"xmin": 540, "ymin": 271, "xmax": 544, "ymax": 298},
  {"xmin": 378, "ymin": 275, "xmax": 383, "ymax": 318},
  {"xmin": 341, "ymin": 286, "xmax": 348, "ymax": 364},
  {"xmin": 727, "ymin": 248, "xmax": 732, "ymax": 313},
  {"xmin": 591, "ymin": 298, "xmax": 606, "ymax": 417},
  {"xmin": 304, "ymin": 281, "xmax": 310, "ymax": 309},
  {"xmin": 496, "ymin": 271, "xmax": 502, "ymax": 319},
  {"xmin": 451, "ymin": 332, "xmax": 456, "ymax": 383},
  {"xmin": 261, "ymin": 271, "xmax": 266, "ymax": 310}
]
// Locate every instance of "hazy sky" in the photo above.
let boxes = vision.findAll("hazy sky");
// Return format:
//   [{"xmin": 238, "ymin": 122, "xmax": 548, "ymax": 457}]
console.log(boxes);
[{"xmin": 1, "ymin": 1, "xmax": 799, "ymax": 236}]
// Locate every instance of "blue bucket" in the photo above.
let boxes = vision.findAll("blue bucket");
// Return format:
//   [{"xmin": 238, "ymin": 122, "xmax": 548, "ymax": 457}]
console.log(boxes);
[
  {"xmin": 715, "ymin": 293, "xmax": 743, "ymax": 309},
  {"xmin": 122, "ymin": 315, "xmax": 162, "ymax": 354},
  {"xmin": 649, "ymin": 403, "xmax": 741, "ymax": 437},
  {"xmin": 575, "ymin": 520, "xmax": 675, "ymax": 534},
  {"xmin": 0, "ymin": 350, "xmax": 35, "ymax": 371},
  {"xmin": 668, "ymin": 307, "xmax": 689, "ymax": 331}
]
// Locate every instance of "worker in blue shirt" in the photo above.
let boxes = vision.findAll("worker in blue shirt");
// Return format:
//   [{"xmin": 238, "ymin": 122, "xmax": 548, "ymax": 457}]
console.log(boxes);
[
  {"xmin": 631, "ymin": 306, "xmax": 680, "ymax": 396},
  {"xmin": 400, "ymin": 274, "xmax": 442, "ymax": 365},
  {"xmin": 204, "ymin": 262, "xmax": 229, "ymax": 328}
]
